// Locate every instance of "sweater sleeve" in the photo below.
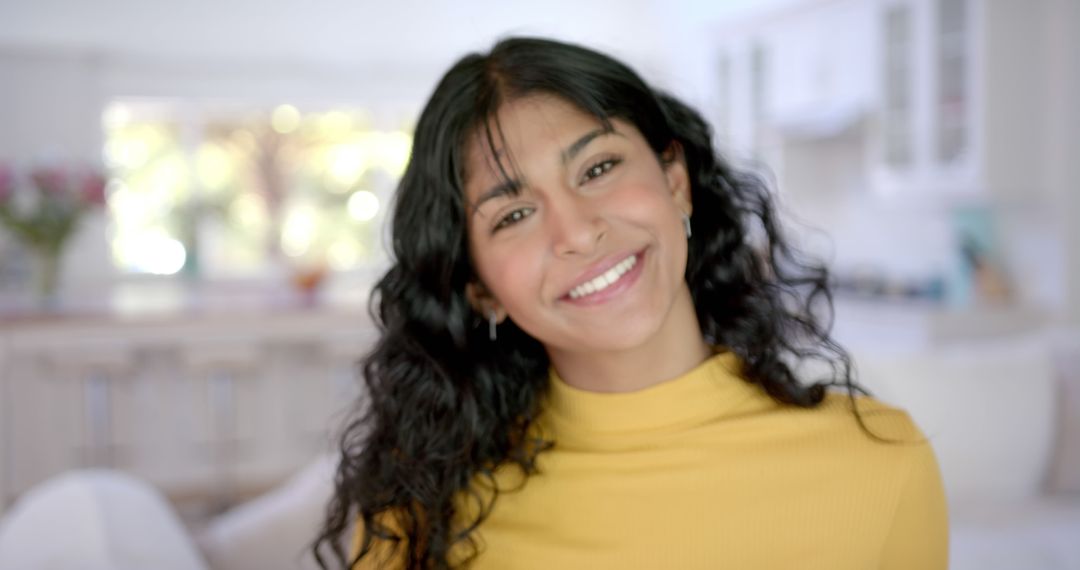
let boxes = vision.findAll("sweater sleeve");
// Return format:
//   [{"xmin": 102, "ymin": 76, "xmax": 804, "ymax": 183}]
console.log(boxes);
[{"xmin": 878, "ymin": 439, "xmax": 949, "ymax": 570}]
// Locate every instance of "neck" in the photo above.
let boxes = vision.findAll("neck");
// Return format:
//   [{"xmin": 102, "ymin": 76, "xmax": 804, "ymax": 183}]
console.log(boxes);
[{"xmin": 547, "ymin": 286, "xmax": 713, "ymax": 393}]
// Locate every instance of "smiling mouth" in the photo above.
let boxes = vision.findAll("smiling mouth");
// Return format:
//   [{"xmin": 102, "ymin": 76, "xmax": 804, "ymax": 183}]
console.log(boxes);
[{"xmin": 567, "ymin": 253, "xmax": 639, "ymax": 300}]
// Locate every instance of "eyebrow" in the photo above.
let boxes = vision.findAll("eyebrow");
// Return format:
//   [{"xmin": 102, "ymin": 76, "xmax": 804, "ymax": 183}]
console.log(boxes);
[
  {"xmin": 561, "ymin": 125, "xmax": 613, "ymax": 164},
  {"xmin": 470, "ymin": 125, "xmax": 617, "ymax": 217}
]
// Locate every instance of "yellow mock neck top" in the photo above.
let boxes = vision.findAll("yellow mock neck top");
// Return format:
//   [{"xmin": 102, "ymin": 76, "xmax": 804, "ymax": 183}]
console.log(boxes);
[
  {"xmin": 544, "ymin": 349, "xmax": 773, "ymax": 438},
  {"xmin": 355, "ymin": 352, "xmax": 948, "ymax": 569},
  {"xmin": 545, "ymin": 351, "xmax": 761, "ymax": 435}
]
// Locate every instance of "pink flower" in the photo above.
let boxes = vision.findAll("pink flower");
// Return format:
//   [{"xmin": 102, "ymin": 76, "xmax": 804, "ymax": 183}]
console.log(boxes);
[
  {"xmin": 0, "ymin": 163, "xmax": 13, "ymax": 204},
  {"xmin": 30, "ymin": 166, "xmax": 69, "ymax": 196},
  {"xmin": 79, "ymin": 172, "xmax": 107, "ymax": 206}
]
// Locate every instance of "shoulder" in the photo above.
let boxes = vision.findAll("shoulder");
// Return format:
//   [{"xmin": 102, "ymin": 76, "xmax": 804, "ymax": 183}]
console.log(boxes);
[
  {"xmin": 814, "ymin": 392, "xmax": 944, "ymax": 504},
  {"xmin": 754, "ymin": 389, "xmax": 936, "ymax": 481},
  {"xmin": 815, "ymin": 390, "xmax": 925, "ymax": 442},
  {"xmin": 802, "ymin": 391, "xmax": 947, "ymax": 515},
  {"xmin": 812, "ymin": 392, "xmax": 949, "ymax": 566}
]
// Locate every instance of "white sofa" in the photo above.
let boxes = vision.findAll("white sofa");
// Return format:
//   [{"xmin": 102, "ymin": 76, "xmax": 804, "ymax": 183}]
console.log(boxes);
[
  {"xmin": 0, "ymin": 458, "xmax": 342, "ymax": 570},
  {"xmin": 195, "ymin": 456, "xmax": 343, "ymax": 570},
  {"xmin": 0, "ymin": 470, "xmax": 209, "ymax": 570},
  {"xmin": 2, "ymin": 332, "xmax": 1078, "ymax": 569},
  {"xmin": 855, "ymin": 331, "xmax": 1080, "ymax": 569}
]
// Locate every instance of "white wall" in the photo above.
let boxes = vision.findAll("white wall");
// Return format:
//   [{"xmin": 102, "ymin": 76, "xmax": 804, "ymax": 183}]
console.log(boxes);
[
  {"xmin": 978, "ymin": 1, "xmax": 1070, "ymax": 318},
  {"xmin": 1048, "ymin": 0, "xmax": 1080, "ymax": 325},
  {"xmin": 0, "ymin": 0, "xmax": 665, "ymax": 70},
  {"xmin": 0, "ymin": 49, "xmax": 103, "ymax": 163},
  {"xmin": 0, "ymin": 0, "xmax": 677, "ymax": 157}
]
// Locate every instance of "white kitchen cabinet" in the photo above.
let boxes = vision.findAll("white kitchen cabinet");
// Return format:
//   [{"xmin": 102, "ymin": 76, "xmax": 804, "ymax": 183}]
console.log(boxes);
[
  {"xmin": 871, "ymin": 0, "xmax": 1063, "ymax": 206},
  {"xmin": 712, "ymin": 0, "xmax": 1064, "ymax": 206},
  {"xmin": 872, "ymin": 0, "xmax": 981, "ymax": 199},
  {"xmin": 765, "ymin": 1, "xmax": 877, "ymax": 130},
  {"xmin": 710, "ymin": 0, "xmax": 878, "ymax": 170}
]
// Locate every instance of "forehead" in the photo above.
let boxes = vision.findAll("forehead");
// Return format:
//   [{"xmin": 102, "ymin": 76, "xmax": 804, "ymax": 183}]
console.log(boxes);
[
  {"xmin": 462, "ymin": 96, "xmax": 607, "ymax": 182},
  {"xmin": 488, "ymin": 95, "xmax": 602, "ymax": 142}
]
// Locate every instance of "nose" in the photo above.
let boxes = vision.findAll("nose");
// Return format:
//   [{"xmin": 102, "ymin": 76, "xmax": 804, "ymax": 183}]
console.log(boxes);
[{"xmin": 548, "ymin": 194, "xmax": 606, "ymax": 257}]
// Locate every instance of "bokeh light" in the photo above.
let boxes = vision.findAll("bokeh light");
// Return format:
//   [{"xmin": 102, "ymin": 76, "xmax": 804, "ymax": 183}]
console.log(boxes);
[
  {"xmin": 271, "ymin": 104, "xmax": 301, "ymax": 134},
  {"xmin": 347, "ymin": 190, "xmax": 380, "ymax": 222}
]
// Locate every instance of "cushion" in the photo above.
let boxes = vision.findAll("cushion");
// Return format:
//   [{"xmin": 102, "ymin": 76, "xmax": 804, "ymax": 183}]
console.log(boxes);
[
  {"xmin": 855, "ymin": 338, "xmax": 1057, "ymax": 505},
  {"xmin": 0, "ymin": 469, "xmax": 209, "ymax": 570},
  {"xmin": 1045, "ymin": 332, "xmax": 1080, "ymax": 494},
  {"xmin": 949, "ymin": 496, "xmax": 1080, "ymax": 570},
  {"xmin": 196, "ymin": 454, "xmax": 347, "ymax": 570}
]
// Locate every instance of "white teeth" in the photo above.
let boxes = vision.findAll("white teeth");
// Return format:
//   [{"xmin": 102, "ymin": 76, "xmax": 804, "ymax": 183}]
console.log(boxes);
[{"xmin": 568, "ymin": 255, "xmax": 638, "ymax": 299}]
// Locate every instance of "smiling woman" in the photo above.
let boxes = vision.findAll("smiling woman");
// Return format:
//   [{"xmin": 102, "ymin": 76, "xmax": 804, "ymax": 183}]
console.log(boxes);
[
  {"xmin": 314, "ymin": 37, "xmax": 947, "ymax": 569},
  {"xmin": 463, "ymin": 97, "xmax": 705, "ymax": 390}
]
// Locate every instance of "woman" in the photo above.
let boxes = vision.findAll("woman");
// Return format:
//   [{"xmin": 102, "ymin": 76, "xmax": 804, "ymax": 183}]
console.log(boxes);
[{"xmin": 315, "ymin": 37, "xmax": 947, "ymax": 569}]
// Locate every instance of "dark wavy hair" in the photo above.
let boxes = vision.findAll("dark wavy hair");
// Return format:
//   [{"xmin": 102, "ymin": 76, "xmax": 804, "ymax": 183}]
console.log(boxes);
[{"xmin": 314, "ymin": 36, "xmax": 861, "ymax": 569}]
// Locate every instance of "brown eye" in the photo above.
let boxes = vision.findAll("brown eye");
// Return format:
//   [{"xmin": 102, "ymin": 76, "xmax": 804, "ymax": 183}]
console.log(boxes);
[
  {"xmin": 493, "ymin": 207, "xmax": 534, "ymax": 232},
  {"xmin": 581, "ymin": 158, "xmax": 621, "ymax": 183}
]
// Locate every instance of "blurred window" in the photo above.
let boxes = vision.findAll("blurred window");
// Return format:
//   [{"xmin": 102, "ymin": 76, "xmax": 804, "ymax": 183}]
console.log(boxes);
[
  {"xmin": 936, "ymin": 0, "xmax": 968, "ymax": 163},
  {"xmin": 102, "ymin": 102, "xmax": 411, "ymax": 279}
]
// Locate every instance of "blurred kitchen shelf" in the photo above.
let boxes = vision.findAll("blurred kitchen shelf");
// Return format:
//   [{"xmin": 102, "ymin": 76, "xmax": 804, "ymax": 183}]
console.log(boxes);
[{"xmin": 832, "ymin": 298, "xmax": 1048, "ymax": 351}]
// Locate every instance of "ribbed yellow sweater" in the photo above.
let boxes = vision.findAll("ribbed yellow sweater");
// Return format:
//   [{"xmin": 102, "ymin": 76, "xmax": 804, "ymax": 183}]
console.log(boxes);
[{"xmin": 354, "ymin": 351, "xmax": 948, "ymax": 569}]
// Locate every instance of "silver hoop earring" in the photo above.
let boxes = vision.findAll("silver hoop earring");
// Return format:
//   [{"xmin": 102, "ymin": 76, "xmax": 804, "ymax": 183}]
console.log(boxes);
[
  {"xmin": 488, "ymin": 310, "xmax": 498, "ymax": 341},
  {"xmin": 682, "ymin": 214, "xmax": 692, "ymax": 238}
]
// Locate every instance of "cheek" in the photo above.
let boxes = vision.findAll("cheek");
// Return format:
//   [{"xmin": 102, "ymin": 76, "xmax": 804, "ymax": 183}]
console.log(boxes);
[
  {"xmin": 618, "ymin": 174, "xmax": 682, "ymax": 229},
  {"xmin": 475, "ymin": 242, "xmax": 545, "ymax": 310},
  {"xmin": 616, "ymin": 173, "xmax": 688, "ymax": 268}
]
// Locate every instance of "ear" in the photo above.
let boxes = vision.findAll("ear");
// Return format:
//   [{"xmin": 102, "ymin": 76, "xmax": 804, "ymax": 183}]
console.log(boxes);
[
  {"xmin": 660, "ymin": 141, "xmax": 692, "ymax": 216},
  {"xmin": 465, "ymin": 281, "xmax": 507, "ymax": 322}
]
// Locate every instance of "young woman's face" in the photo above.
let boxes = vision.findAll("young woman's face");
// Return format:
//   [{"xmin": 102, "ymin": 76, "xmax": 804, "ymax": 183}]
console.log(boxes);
[{"xmin": 463, "ymin": 95, "xmax": 694, "ymax": 356}]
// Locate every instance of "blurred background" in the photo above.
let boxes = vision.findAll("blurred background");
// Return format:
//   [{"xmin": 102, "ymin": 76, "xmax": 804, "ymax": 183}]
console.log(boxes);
[{"xmin": 0, "ymin": 0, "xmax": 1077, "ymax": 568}]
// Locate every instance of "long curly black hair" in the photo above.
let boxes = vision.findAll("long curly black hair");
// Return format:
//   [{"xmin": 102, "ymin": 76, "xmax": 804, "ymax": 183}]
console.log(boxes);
[{"xmin": 313, "ymin": 36, "xmax": 860, "ymax": 569}]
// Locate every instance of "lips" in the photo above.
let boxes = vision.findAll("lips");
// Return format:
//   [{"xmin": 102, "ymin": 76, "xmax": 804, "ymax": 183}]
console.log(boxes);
[{"xmin": 559, "ymin": 248, "xmax": 646, "ymax": 301}]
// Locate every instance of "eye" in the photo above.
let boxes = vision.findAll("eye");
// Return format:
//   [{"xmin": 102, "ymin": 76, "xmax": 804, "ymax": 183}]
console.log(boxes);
[
  {"xmin": 580, "ymin": 158, "xmax": 621, "ymax": 184},
  {"xmin": 493, "ymin": 207, "xmax": 534, "ymax": 232}
]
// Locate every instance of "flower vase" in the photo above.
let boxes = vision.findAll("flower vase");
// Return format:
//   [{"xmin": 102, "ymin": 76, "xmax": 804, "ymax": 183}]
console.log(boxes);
[{"xmin": 29, "ymin": 246, "xmax": 62, "ymax": 310}]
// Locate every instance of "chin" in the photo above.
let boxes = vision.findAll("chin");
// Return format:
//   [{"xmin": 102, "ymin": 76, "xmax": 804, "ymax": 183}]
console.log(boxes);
[{"xmin": 562, "ymin": 319, "xmax": 663, "ymax": 354}]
